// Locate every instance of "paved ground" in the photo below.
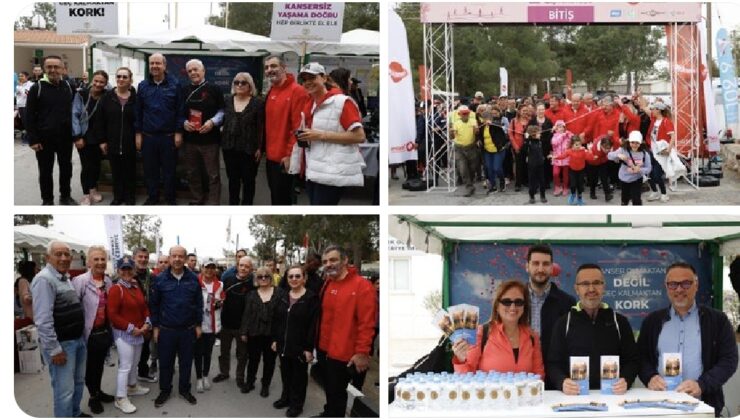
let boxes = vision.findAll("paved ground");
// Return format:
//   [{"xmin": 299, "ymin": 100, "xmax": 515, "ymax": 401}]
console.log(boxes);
[
  {"xmin": 14, "ymin": 343, "xmax": 379, "ymax": 417},
  {"xmin": 13, "ymin": 136, "xmax": 377, "ymax": 206},
  {"xmin": 389, "ymin": 163, "xmax": 740, "ymax": 206}
]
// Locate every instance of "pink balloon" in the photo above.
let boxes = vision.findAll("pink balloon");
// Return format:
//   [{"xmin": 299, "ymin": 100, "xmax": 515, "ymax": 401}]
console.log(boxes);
[{"xmin": 552, "ymin": 262, "xmax": 561, "ymax": 277}]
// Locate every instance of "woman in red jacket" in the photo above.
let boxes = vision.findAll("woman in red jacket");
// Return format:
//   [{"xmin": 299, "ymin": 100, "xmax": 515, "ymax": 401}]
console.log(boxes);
[
  {"xmin": 107, "ymin": 256, "xmax": 152, "ymax": 414},
  {"xmin": 645, "ymin": 102, "xmax": 674, "ymax": 203},
  {"xmin": 451, "ymin": 280, "xmax": 545, "ymax": 377}
]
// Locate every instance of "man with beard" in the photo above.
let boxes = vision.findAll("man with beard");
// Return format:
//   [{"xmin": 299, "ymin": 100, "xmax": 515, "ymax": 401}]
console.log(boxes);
[
  {"xmin": 263, "ymin": 55, "xmax": 309, "ymax": 205},
  {"xmin": 525, "ymin": 244, "xmax": 576, "ymax": 389},
  {"xmin": 313, "ymin": 245, "xmax": 376, "ymax": 417},
  {"xmin": 149, "ymin": 246, "xmax": 203, "ymax": 407},
  {"xmin": 133, "ymin": 247, "xmax": 158, "ymax": 382}
]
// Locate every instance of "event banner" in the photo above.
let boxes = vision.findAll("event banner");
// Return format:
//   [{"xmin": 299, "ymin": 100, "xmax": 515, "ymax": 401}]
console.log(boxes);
[
  {"xmin": 270, "ymin": 2, "xmax": 344, "ymax": 42},
  {"xmin": 167, "ymin": 56, "xmax": 262, "ymax": 98},
  {"xmin": 420, "ymin": 3, "xmax": 701, "ymax": 24},
  {"xmin": 717, "ymin": 28, "xmax": 739, "ymax": 126},
  {"xmin": 388, "ymin": 9, "xmax": 418, "ymax": 165},
  {"xmin": 447, "ymin": 243, "xmax": 712, "ymax": 333},
  {"xmin": 698, "ymin": 21, "xmax": 721, "ymax": 153},
  {"xmin": 56, "ymin": 2, "xmax": 118, "ymax": 35},
  {"xmin": 103, "ymin": 215, "xmax": 124, "ymax": 262},
  {"xmin": 500, "ymin": 67, "xmax": 508, "ymax": 97}
]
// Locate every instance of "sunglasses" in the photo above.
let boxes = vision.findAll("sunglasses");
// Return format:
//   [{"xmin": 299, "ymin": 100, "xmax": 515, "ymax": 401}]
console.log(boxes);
[
  {"xmin": 116, "ymin": 74, "xmax": 129, "ymax": 79},
  {"xmin": 255, "ymin": 274, "xmax": 271, "ymax": 280},
  {"xmin": 666, "ymin": 280, "xmax": 694, "ymax": 290},
  {"xmin": 287, "ymin": 274, "xmax": 303, "ymax": 279},
  {"xmin": 233, "ymin": 80, "xmax": 249, "ymax": 86},
  {"xmin": 500, "ymin": 298, "xmax": 525, "ymax": 307}
]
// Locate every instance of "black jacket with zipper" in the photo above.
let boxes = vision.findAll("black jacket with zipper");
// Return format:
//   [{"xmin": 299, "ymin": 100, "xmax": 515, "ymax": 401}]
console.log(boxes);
[
  {"xmin": 25, "ymin": 79, "xmax": 75, "ymax": 146},
  {"xmin": 272, "ymin": 289, "xmax": 320, "ymax": 358},
  {"xmin": 93, "ymin": 87, "xmax": 137, "ymax": 156}
]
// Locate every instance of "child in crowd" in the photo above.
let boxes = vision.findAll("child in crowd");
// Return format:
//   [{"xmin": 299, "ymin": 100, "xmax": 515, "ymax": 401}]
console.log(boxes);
[
  {"xmin": 551, "ymin": 135, "xmax": 594, "ymax": 205},
  {"xmin": 550, "ymin": 120, "xmax": 572, "ymax": 197},
  {"xmin": 587, "ymin": 135, "xmax": 617, "ymax": 202},
  {"xmin": 607, "ymin": 131, "xmax": 652, "ymax": 206},
  {"xmin": 523, "ymin": 125, "xmax": 547, "ymax": 204}
]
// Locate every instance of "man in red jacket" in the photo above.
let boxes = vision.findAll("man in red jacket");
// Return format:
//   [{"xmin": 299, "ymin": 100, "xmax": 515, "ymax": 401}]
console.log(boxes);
[
  {"xmin": 314, "ymin": 245, "xmax": 377, "ymax": 417},
  {"xmin": 263, "ymin": 56, "xmax": 309, "ymax": 205},
  {"xmin": 544, "ymin": 95, "xmax": 568, "ymax": 124}
]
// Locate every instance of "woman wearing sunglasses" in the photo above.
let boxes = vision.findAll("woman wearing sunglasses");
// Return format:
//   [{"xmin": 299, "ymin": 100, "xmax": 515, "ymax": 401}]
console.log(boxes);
[
  {"xmin": 451, "ymin": 280, "xmax": 545, "ymax": 376},
  {"xmin": 240, "ymin": 266, "xmax": 285, "ymax": 396},
  {"xmin": 271, "ymin": 265, "xmax": 320, "ymax": 417}
]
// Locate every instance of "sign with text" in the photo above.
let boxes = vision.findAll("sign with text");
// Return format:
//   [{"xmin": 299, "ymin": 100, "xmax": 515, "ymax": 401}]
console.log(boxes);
[
  {"xmin": 420, "ymin": 3, "xmax": 701, "ymax": 24},
  {"xmin": 56, "ymin": 2, "xmax": 118, "ymax": 35},
  {"xmin": 717, "ymin": 28, "xmax": 739, "ymax": 125},
  {"xmin": 271, "ymin": 2, "xmax": 344, "ymax": 42},
  {"xmin": 448, "ymin": 243, "xmax": 712, "ymax": 333}
]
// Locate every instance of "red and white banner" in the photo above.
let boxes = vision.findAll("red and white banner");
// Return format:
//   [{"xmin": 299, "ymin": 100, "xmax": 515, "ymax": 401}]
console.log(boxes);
[
  {"xmin": 389, "ymin": 9, "xmax": 418, "ymax": 165},
  {"xmin": 698, "ymin": 20, "xmax": 720, "ymax": 153}
]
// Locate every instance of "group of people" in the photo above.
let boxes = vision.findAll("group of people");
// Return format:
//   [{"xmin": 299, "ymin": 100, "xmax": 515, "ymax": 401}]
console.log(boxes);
[
  {"xmin": 448, "ymin": 245, "xmax": 738, "ymax": 417},
  {"xmin": 22, "ymin": 242, "xmax": 377, "ymax": 417},
  {"xmin": 18, "ymin": 53, "xmax": 369, "ymax": 206},
  {"xmin": 416, "ymin": 91, "xmax": 683, "ymax": 205}
]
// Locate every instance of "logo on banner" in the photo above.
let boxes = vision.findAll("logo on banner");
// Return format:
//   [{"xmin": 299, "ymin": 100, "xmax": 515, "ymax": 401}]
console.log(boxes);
[
  {"xmin": 390, "ymin": 142, "xmax": 417, "ymax": 153},
  {"xmin": 389, "ymin": 61, "xmax": 409, "ymax": 83}
]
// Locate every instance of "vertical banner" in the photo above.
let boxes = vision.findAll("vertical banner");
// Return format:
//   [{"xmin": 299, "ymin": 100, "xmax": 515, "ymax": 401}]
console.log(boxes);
[
  {"xmin": 665, "ymin": 24, "xmax": 700, "ymax": 157},
  {"xmin": 699, "ymin": 21, "xmax": 720, "ymax": 152},
  {"xmin": 388, "ymin": 9, "xmax": 418, "ymax": 165},
  {"xmin": 103, "ymin": 215, "xmax": 124, "ymax": 262},
  {"xmin": 499, "ymin": 67, "xmax": 508, "ymax": 97},
  {"xmin": 717, "ymin": 28, "xmax": 739, "ymax": 126},
  {"xmin": 565, "ymin": 69, "xmax": 573, "ymax": 101}
]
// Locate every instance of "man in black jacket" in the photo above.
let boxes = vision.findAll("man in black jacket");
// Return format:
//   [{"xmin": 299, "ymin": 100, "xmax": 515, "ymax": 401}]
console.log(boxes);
[
  {"xmin": 637, "ymin": 262, "xmax": 738, "ymax": 417},
  {"xmin": 212, "ymin": 255, "xmax": 254, "ymax": 389},
  {"xmin": 525, "ymin": 244, "xmax": 576, "ymax": 389},
  {"xmin": 26, "ymin": 55, "xmax": 77, "ymax": 205},
  {"xmin": 547, "ymin": 264, "xmax": 639, "ymax": 394}
]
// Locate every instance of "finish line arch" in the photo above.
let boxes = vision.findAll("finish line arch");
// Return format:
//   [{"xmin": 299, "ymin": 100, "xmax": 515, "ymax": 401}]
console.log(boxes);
[{"xmin": 420, "ymin": 2, "xmax": 704, "ymax": 192}]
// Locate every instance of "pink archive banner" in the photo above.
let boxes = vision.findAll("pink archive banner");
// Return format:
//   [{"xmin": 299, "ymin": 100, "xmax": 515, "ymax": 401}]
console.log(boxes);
[{"xmin": 420, "ymin": 3, "xmax": 701, "ymax": 24}]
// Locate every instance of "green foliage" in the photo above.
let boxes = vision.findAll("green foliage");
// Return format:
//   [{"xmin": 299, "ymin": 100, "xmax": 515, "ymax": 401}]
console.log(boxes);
[
  {"xmin": 15, "ymin": 2, "xmax": 56, "ymax": 30},
  {"xmin": 208, "ymin": 3, "xmax": 378, "ymax": 36},
  {"xmin": 14, "ymin": 215, "xmax": 53, "ymax": 227},
  {"xmin": 122, "ymin": 215, "xmax": 162, "ymax": 254},
  {"xmin": 249, "ymin": 215, "xmax": 379, "ymax": 269}
]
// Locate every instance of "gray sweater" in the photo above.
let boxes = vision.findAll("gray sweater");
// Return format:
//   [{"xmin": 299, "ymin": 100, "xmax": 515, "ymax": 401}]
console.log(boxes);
[
  {"xmin": 31, "ymin": 264, "xmax": 85, "ymax": 356},
  {"xmin": 608, "ymin": 148, "xmax": 652, "ymax": 183}
]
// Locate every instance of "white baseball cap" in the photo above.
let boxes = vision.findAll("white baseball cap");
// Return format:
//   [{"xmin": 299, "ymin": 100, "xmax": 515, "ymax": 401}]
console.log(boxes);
[
  {"xmin": 299, "ymin": 62, "xmax": 325, "ymax": 76},
  {"xmin": 628, "ymin": 131, "xmax": 643, "ymax": 143}
]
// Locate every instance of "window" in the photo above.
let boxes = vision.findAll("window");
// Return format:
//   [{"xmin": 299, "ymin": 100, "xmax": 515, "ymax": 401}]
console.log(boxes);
[{"xmin": 390, "ymin": 257, "xmax": 410, "ymax": 292}]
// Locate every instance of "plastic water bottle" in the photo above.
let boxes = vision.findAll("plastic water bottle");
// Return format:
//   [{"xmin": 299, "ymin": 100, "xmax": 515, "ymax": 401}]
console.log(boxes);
[{"xmin": 515, "ymin": 373, "xmax": 529, "ymax": 406}]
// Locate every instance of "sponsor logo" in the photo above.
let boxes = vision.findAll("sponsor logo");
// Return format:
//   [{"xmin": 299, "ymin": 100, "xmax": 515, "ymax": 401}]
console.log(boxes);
[{"xmin": 389, "ymin": 61, "xmax": 409, "ymax": 83}]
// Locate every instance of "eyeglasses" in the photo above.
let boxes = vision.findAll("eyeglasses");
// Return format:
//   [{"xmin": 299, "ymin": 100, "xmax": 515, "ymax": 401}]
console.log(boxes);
[
  {"xmin": 576, "ymin": 280, "xmax": 605, "ymax": 288},
  {"xmin": 116, "ymin": 75, "xmax": 129, "ymax": 79},
  {"xmin": 287, "ymin": 274, "xmax": 303, "ymax": 279},
  {"xmin": 500, "ymin": 298, "xmax": 525, "ymax": 307},
  {"xmin": 233, "ymin": 80, "xmax": 248, "ymax": 86},
  {"xmin": 666, "ymin": 280, "xmax": 694, "ymax": 290},
  {"xmin": 255, "ymin": 274, "xmax": 271, "ymax": 280}
]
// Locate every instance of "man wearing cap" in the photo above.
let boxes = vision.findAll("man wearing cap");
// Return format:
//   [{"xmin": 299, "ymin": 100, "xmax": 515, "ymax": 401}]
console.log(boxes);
[
  {"xmin": 450, "ymin": 105, "xmax": 480, "ymax": 197},
  {"xmin": 32, "ymin": 241, "xmax": 89, "ymax": 417},
  {"xmin": 263, "ymin": 55, "xmax": 309, "ymax": 205},
  {"xmin": 149, "ymin": 245, "xmax": 203, "ymax": 407},
  {"xmin": 132, "ymin": 246, "xmax": 158, "ymax": 383},
  {"xmin": 194, "ymin": 258, "xmax": 224, "ymax": 393}
]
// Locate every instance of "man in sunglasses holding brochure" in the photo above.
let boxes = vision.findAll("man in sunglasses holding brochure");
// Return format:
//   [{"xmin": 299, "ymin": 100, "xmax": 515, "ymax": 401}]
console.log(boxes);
[
  {"xmin": 546, "ymin": 263, "xmax": 639, "ymax": 395},
  {"xmin": 637, "ymin": 262, "xmax": 738, "ymax": 417}
]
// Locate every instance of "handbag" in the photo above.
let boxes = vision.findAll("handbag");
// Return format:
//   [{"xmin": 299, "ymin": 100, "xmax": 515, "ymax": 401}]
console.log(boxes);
[{"xmin": 87, "ymin": 327, "xmax": 112, "ymax": 351}]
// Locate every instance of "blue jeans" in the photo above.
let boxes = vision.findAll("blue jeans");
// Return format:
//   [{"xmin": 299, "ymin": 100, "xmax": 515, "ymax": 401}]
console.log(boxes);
[
  {"xmin": 483, "ymin": 151, "xmax": 504, "ymax": 186},
  {"xmin": 142, "ymin": 134, "xmax": 177, "ymax": 203},
  {"xmin": 306, "ymin": 180, "xmax": 343, "ymax": 205},
  {"xmin": 41, "ymin": 337, "xmax": 87, "ymax": 417}
]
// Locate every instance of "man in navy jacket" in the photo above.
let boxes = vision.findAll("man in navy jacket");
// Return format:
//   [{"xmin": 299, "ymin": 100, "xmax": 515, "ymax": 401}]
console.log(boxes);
[{"xmin": 637, "ymin": 262, "xmax": 738, "ymax": 417}]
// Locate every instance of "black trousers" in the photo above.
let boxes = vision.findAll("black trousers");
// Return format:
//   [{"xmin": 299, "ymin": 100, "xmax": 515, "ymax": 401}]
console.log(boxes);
[
  {"xmin": 317, "ymin": 350, "xmax": 352, "ymax": 417},
  {"xmin": 278, "ymin": 355, "xmax": 309, "ymax": 410},
  {"xmin": 109, "ymin": 153, "xmax": 137, "ymax": 203},
  {"xmin": 514, "ymin": 150, "xmax": 528, "ymax": 188},
  {"xmin": 223, "ymin": 149, "xmax": 258, "ymax": 205},
  {"xmin": 306, "ymin": 180, "xmax": 343, "ymax": 205},
  {"xmin": 587, "ymin": 164, "xmax": 610, "ymax": 195},
  {"xmin": 138, "ymin": 336, "xmax": 151, "ymax": 377},
  {"xmin": 266, "ymin": 160, "xmax": 294, "ymax": 205},
  {"xmin": 78, "ymin": 143, "xmax": 102, "ymax": 194},
  {"xmin": 193, "ymin": 333, "xmax": 217, "ymax": 378},
  {"xmin": 527, "ymin": 164, "xmax": 545, "ymax": 198},
  {"xmin": 621, "ymin": 179, "xmax": 643, "ymax": 205},
  {"xmin": 85, "ymin": 329, "xmax": 110, "ymax": 396},
  {"xmin": 569, "ymin": 168, "xmax": 585, "ymax": 196},
  {"xmin": 35, "ymin": 140, "xmax": 73, "ymax": 201},
  {"xmin": 246, "ymin": 335, "xmax": 277, "ymax": 387}
]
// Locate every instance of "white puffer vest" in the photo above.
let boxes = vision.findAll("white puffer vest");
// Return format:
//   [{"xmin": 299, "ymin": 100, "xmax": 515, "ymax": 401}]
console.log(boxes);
[{"xmin": 289, "ymin": 94, "xmax": 365, "ymax": 187}]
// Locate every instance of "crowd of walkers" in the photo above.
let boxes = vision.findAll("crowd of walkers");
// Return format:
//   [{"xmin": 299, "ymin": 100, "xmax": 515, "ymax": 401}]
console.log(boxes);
[
  {"xmin": 415, "ymin": 90, "xmax": 685, "ymax": 205},
  {"xmin": 15, "ymin": 54, "xmax": 370, "ymax": 206},
  {"xmin": 17, "ymin": 243, "xmax": 378, "ymax": 417}
]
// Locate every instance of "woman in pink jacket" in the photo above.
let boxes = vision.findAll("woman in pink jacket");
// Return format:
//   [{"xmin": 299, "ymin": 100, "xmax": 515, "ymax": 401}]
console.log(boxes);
[
  {"xmin": 451, "ymin": 280, "xmax": 545, "ymax": 376},
  {"xmin": 550, "ymin": 120, "xmax": 572, "ymax": 196}
]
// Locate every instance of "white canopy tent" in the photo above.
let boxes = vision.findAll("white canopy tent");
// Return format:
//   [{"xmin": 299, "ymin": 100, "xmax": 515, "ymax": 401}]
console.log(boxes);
[
  {"xmin": 14, "ymin": 224, "xmax": 94, "ymax": 254},
  {"xmin": 390, "ymin": 215, "xmax": 740, "ymax": 258}
]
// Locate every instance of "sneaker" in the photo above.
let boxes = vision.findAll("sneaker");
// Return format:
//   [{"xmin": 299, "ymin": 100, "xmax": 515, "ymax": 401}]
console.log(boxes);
[
  {"xmin": 576, "ymin": 197, "xmax": 585, "ymax": 206},
  {"xmin": 127, "ymin": 384, "xmax": 150, "ymax": 396},
  {"xmin": 115, "ymin": 397, "xmax": 137, "ymax": 414},
  {"xmin": 553, "ymin": 185, "xmax": 562, "ymax": 196},
  {"xmin": 203, "ymin": 377, "xmax": 211, "ymax": 390},
  {"xmin": 540, "ymin": 196, "xmax": 548, "ymax": 203},
  {"xmin": 90, "ymin": 190, "xmax": 103, "ymax": 203},
  {"xmin": 212, "ymin": 373, "xmax": 229, "ymax": 383},
  {"xmin": 567, "ymin": 193, "xmax": 576, "ymax": 205},
  {"xmin": 214, "ymin": 339, "xmax": 220, "ymax": 346},
  {"xmin": 660, "ymin": 194, "xmax": 670, "ymax": 203},
  {"xmin": 154, "ymin": 391, "xmax": 170, "ymax": 408},
  {"xmin": 196, "ymin": 379, "xmax": 204, "ymax": 393},
  {"xmin": 179, "ymin": 392, "xmax": 197, "ymax": 405},
  {"xmin": 137, "ymin": 373, "xmax": 157, "ymax": 383},
  {"xmin": 647, "ymin": 191, "xmax": 660, "ymax": 201},
  {"xmin": 80, "ymin": 195, "xmax": 91, "ymax": 206}
]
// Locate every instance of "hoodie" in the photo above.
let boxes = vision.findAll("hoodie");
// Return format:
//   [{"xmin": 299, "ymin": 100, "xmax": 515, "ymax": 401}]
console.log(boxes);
[{"xmin": 264, "ymin": 73, "xmax": 309, "ymax": 162}]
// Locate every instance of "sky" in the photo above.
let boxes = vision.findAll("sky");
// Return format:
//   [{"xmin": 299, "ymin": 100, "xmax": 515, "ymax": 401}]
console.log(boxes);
[{"xmin": 49, "ymin": 214, "xmax": 257, "ymax": 259}]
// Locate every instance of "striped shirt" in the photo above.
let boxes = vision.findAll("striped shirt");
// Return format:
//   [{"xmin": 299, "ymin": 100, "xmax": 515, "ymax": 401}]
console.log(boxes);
[{"xmin": 529, "ymin": 282, "xmax": 551, "ymax": 337}]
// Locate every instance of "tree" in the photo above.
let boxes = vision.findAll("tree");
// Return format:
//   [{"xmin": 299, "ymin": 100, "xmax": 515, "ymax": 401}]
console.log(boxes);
[
  {"xmin": 14, "ymin": 215, "xmax": 52, "ymax": 227},
  {"xmin": 14, "ymin": 2, "xmax": 56, "ymax": 30},
  {"xmin": 208, "ymin": 3, "xmax": 378, "ymax": 35},
  {"xmin": 122, "ymin": 215, "xmax": 162, "ymax": 254}
]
